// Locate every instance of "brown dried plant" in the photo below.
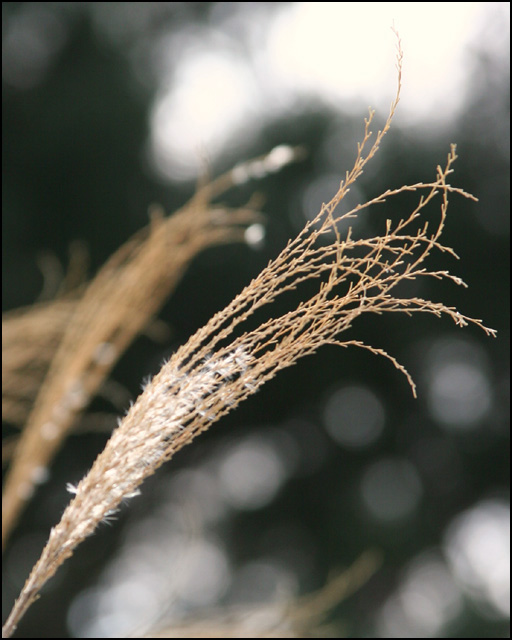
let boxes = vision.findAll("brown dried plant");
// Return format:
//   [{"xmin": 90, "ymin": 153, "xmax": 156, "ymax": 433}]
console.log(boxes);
[
  {"xmin": 1, "ymin": 145, "xmax": 303, "ymax": 547},
  {"xmin": 2, "ymin": 34, "xmax": 496, "ymax": 638},
  {"xmin": 2, "ymin": 298, "xmax": 77, "ymax": 427},
  {"xmin": 140, "ymin": 550, "xmax": 381, "ymax": 638}
]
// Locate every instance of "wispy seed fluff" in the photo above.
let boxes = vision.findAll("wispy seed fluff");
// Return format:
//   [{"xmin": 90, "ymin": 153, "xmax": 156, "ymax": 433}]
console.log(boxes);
[
  {"xmin": 2, "ymin": 32, "xmax": 496, "ymax": 639},
  {"xmin": 50, "ymin": 143, "xmax": 497, "ymax": 552},
  {"xmin": 58, "ymin": 345, "xmax": 255, "ymax": 543}
]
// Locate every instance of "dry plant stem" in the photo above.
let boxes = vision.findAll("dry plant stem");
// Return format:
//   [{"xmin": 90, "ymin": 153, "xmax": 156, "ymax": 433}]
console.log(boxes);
[
  {"xmin": 2, "ymin": 244, "xmax": 90, "ymax": 426},
  {"xmin": 2, "ymin": 34, "xmax": 496, "ymax": 638},
  {"xmin": 141, "ymin": 550, "xmax": 381, "ymax": 637},
  {"xmin": 2, "ymin": 300, "xmax": 77, "ymax": 425},
  {"xmin": 1, "ymin": 184, "xmax": 273, "ymax": 547}
]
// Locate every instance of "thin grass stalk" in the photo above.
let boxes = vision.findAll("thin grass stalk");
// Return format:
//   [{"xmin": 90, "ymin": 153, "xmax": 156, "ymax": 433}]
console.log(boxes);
[
  {"xmin": 1, "ymin": 32, "xmax": 496, "ymax": 638},
  {"xmin": 1, "ymin": 158, "xmax": 305, "ymax": 547}
]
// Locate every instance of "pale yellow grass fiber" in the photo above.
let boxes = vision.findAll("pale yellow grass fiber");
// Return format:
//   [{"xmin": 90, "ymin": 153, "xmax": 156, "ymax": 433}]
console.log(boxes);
[{"xmin": 2, "ymin": 32, "xmax": 496, "ymax": 638}]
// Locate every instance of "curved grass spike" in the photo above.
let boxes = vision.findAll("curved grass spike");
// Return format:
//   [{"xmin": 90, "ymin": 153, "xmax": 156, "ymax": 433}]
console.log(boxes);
[
  {"xmin": 2, "ymin": 30, "xmax": 496, "ymax": 638},
  {"xmin": 1, "ymin": 146, "xmax": 303, "ymax": 549}
]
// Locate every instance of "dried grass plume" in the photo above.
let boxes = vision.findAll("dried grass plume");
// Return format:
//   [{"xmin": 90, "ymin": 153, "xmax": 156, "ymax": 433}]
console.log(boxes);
[{"xmin": 2, "ymin": 32, "xmax": 496, "ymax": 638}]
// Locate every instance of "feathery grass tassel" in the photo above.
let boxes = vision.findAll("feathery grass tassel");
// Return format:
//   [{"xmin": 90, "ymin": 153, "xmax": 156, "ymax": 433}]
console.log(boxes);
[{"xmin": 2, "ymin": 32, "xmax": 496, "ymax": 639}]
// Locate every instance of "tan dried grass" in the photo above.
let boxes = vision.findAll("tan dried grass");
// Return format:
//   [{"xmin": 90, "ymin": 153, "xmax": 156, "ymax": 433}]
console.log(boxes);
[
  {"xmin": 1, "ymin": 151, "xmax": 302, "ymax": 546},
  {"xmin": 2, "ymin": 32, "xmax": 496, "ymax": 638}
]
